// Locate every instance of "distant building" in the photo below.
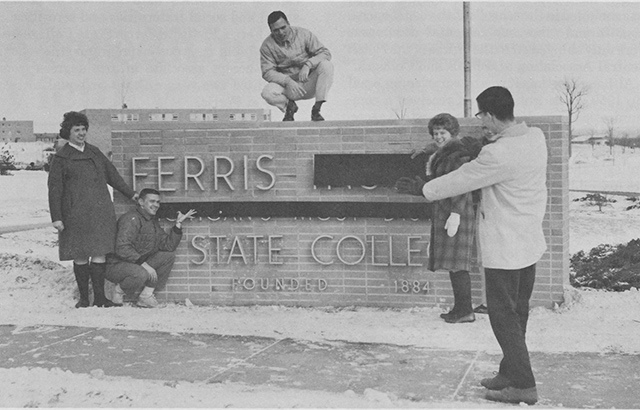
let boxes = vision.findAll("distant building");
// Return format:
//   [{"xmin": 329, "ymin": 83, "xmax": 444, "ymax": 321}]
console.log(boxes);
[
  {"xmin": 35, "ymin": 133, "xmax": 58, "ymax": 143},
  {"xmin": 1, "ymin": 118, "xmax": 34, "ymax": 143},
  {"xmin": 572, "ymin": 135, "xmax": 607, "ymax": 145},
  {"xmin": 80, "ymin": 108, "xmax": 272, "ymax": 154}
]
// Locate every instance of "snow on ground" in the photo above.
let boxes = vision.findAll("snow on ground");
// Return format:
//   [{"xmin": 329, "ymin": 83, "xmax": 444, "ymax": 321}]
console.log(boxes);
[
  {"xmin": 570, "ymin": 144, "xmax": 640, "ymax": 253},
  {"xmin": 0, "ymin": 169, "xmax": 50, "ymax": 226},
  {"xmin": 0, "ymin": 366, "xmax": 439, "ymax": 409},
  {"xmin": 1, "ymin": 141, "xmax": 53, "ymax": 167},
  {"xmin": 2, "ymin": 143, "xmax": 640, "ymax": 407}
]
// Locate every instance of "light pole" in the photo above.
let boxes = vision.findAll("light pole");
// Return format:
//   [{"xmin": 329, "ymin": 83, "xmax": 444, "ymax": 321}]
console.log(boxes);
[{"xmin": 463, "ymin": 2, "xmax": 472, "ymax": 117}]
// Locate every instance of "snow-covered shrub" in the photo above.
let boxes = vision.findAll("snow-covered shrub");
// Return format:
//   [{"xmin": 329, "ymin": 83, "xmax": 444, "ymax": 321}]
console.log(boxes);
[
  {"xmin": 625, "ymin": 196, "xmax": 640, "ymax": 211},
  {"xmin": 0, "ymin": 143, "xmax": 16, "ymax": 176},
  {"xmin": 570, "ymin": 239, "xmax": 640, "ymax": 291}
]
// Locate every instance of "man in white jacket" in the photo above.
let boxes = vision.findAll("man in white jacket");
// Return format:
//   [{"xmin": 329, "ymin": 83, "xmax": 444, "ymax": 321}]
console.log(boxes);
[{"xmin": 396, "ymin": 86, "xmax": 547, "ymax": 405}]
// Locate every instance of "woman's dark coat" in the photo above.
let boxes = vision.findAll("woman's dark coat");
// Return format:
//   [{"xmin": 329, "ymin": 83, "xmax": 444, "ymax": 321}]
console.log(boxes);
[
  {"xmin": 48, "ymin": 142, "xmax": 135, "ymax": 261},
  {"xmin": 426, "ymin": 136, "xmax": 482, "ymax": 272}
]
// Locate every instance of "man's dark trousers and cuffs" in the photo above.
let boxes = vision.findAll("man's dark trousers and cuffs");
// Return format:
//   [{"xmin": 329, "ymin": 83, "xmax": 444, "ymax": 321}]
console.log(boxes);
[
  {"xmin": 105, "ymin": 251, "xmax": 176, "ymax": 302},
  {"xmin": 483, "ymin": 264, "xmax": 538, "ymax": 404}
]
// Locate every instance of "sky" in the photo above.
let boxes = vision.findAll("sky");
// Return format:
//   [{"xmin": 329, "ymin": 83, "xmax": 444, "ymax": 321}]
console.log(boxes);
[{"xmin": 1, "ymin": 1, "xmax": 639, "ymax": 134}]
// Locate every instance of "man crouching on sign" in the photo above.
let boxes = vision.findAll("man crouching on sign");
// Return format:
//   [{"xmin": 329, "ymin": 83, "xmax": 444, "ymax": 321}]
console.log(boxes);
[{"xmin": 105, "ymin": 188, "xmax": 196, "ymax": 308}]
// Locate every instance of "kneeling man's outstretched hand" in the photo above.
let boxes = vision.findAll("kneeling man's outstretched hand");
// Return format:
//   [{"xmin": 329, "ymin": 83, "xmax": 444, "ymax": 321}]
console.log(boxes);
[{"xmin": 395, "ymin": 176, "xmax": 426, "ymax": 197}]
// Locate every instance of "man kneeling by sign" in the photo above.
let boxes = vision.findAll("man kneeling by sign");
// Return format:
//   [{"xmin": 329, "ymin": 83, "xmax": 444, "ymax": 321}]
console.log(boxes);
[{"xmin": 106, "ymin": 188, "xmax": 196, "ymax": 308}]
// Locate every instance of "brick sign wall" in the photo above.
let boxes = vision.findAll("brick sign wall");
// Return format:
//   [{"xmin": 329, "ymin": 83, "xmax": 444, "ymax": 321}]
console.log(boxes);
[{"xmin": 112, "ymin": 117, "xmax": 569, "ymax": 308}]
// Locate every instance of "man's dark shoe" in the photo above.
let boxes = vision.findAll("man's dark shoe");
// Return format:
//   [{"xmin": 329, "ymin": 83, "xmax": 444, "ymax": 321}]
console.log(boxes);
[
  {"xmin": 311, "ymin": 110, "xmax": 324, "ymax": 121},
  {"xmin": 485, "ymin": 386, "xmax": 538, "ymax": 405},
  {"xmin": 481, "ymin": 373, "xmax": 512, "ymax": 390},
  {"xmin": 444, "ymin": 311, "xmax": 475, "ymax": 324},
  {"xmin": 95, "ymin": 298, "xmax": 120, "ymax": 308},
  {"xmin": 283, "ymin": 100, "xmax": 298, "ymax": 121},
  {"xmin": 474, "ymin": 304, "xmax": 488, "ymax": 314},
  {"xmin": 75, "ymin": 299, "xmax": 90, "ymax": 308},
  {"xmin": 439, "ymin": 308, "xmax": 457, "ymax": 320}
]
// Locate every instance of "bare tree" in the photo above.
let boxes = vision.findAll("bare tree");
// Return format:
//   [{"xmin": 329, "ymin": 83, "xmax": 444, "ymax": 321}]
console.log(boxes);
[
  {"xmin": 603, "ymin": 117, "xmax": 616, "ymax": 157},
  {"xmin": 557, "ymin": 78, "xmax": 588, "ymax": 157},
  {"xmin": 620, "ymin": 132, "xmax": 629, "ymax": 153},
  {"xmin": 587, "ymin": 128, "xmax": 597, "ymax": 152},
  {"xmin": 392, "ymin": 98, "xmax": 408, "ymax": 120}
]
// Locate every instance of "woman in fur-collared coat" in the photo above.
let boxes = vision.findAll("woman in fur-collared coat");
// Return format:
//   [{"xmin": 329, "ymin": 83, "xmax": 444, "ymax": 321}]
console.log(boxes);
[
  {"xmin": 424, "ymin": 113, "xmax": 483, "ymax": 323},
  {"xmin": 48, "ymin": 111, "xmax": 137, "ymax": 308}
]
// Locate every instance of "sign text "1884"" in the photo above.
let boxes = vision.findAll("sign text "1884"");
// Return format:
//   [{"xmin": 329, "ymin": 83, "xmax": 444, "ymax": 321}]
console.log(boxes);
[{"xmin": 394, "ymin": 280, "xmax": 430, "ymax": 294}]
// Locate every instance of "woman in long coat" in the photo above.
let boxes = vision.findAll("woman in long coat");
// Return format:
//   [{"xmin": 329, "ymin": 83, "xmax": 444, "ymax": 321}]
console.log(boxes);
[
  {"xmin": 424, "ymin": 113, "xmax": 482, "ymax": 323},
  {"xmin": 48, "ymin": 111, "xmax": 137, "ymax": 308}
]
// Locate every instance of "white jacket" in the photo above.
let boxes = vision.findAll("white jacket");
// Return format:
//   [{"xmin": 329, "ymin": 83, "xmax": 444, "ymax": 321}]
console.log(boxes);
[{"xmin": 421, "ymin": 122, "xmax": 548, "ymax": 269}]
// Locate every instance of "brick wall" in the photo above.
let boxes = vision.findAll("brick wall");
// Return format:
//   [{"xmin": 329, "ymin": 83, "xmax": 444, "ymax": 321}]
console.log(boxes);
[
  {"xmin": 82, "ymin": 108, "xmax": 270, "ymax": 156},
  {"xmin": 112, "ymin": 117, "xmax": 569, "ymax": 308},
  {"xmin": 525, "ymin": 116, "xmax": 571, "ymax": 305}
]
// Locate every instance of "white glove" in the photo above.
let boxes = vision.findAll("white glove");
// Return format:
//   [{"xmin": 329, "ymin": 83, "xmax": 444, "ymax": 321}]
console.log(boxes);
[{"xmin": 445, "ymin": 213, "xmax": 460, "ymax": 237}]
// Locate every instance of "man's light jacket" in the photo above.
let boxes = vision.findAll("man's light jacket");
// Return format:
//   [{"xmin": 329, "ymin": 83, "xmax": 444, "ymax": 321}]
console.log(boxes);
[
  {"xmin": 421, "ymin": 122, "xmax": 548, "ymax": 270},
  {"xmin": 260, "ymin": 26, "xmax": 331, "ymax": 87}
]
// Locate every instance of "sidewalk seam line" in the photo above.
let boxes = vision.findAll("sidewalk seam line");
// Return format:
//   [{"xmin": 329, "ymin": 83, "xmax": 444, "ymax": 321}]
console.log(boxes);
[
  {"xmin": 203, "ymin": 337, "xmax": 285, "ymax": 384},
  {"xmin": 451, "ymin": 349, "xmax": 481, "ymax": 400},
  {"xmin": 20, "ymin": 329, "xmax": 97, "ymax": 355}
]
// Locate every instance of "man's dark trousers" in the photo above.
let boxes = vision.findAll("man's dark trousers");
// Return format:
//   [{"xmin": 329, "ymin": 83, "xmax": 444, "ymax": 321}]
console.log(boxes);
[
  {"xmin": 105, "ymin": 251, "xmax": 176, "ymax": 295},
  {"xmin": 485, "ymin": 264, "xmax": 536, "ymax": 389}
]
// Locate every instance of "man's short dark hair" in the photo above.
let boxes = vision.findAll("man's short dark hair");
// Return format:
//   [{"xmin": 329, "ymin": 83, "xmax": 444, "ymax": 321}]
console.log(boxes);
[
  {"xmin": 139, "ymin": 188, "xmax": 161, "ymax": 200},
  {"xmin": 59, "ymin": 111, "xmax": 89, "ymax": 140},
  {"xmin": 476, "ymin": 86, "xmax": 515, "ymax": 122},
  {"xmin": 268, "ymin": 11, "xmax": 288, "ymax": 27},
  {"xmin": 428, "ymin": 113, "xmax": 460, "ymax": 138}
]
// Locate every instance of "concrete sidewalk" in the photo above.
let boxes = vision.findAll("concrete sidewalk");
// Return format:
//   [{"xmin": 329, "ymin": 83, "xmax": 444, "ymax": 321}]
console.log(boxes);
[{"xmin": 1, "ymin": 324, "xmax": 638, "ymax": 407}]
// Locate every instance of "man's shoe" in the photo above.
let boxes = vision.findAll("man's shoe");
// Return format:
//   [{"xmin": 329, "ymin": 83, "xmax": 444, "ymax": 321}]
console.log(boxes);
[
  {"xmin": 439, "ymin": 309, "xmax": 456, "ymax": 320},
  {"xmin": 111, "ymin": 285, "xmax": 124, "ymax": 306},
  {"xmin": 95, "ymin": 299, "xmax": 120, "ymax": 308},
  {"xmin": 444, "ymin": 311, "xmax": 475, "ymax": 324},
  {"xmin": 474, "ymin": 304, "xmax": 488, "ymax": 314},
  {"xmin": 137, "ymin": 294, "xmax": 159, "ymax": 308},
  {"xmin": 75, "ymin": 299, "xmax": 90, "ymax": 308},
  {"xmin": 311, "ymin": 110, "xmax": 324, "ymax": 121},
  {"xmin": 481, "ymin": 373, "xmax": 512, "ymax": 390},
  {"xmin": 283, "ymin": 100, "xmax": 298, "ymax": 121},
  {"xmin": 485, "ymin": 387, "xmax": 538, "ymax": 405}
]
